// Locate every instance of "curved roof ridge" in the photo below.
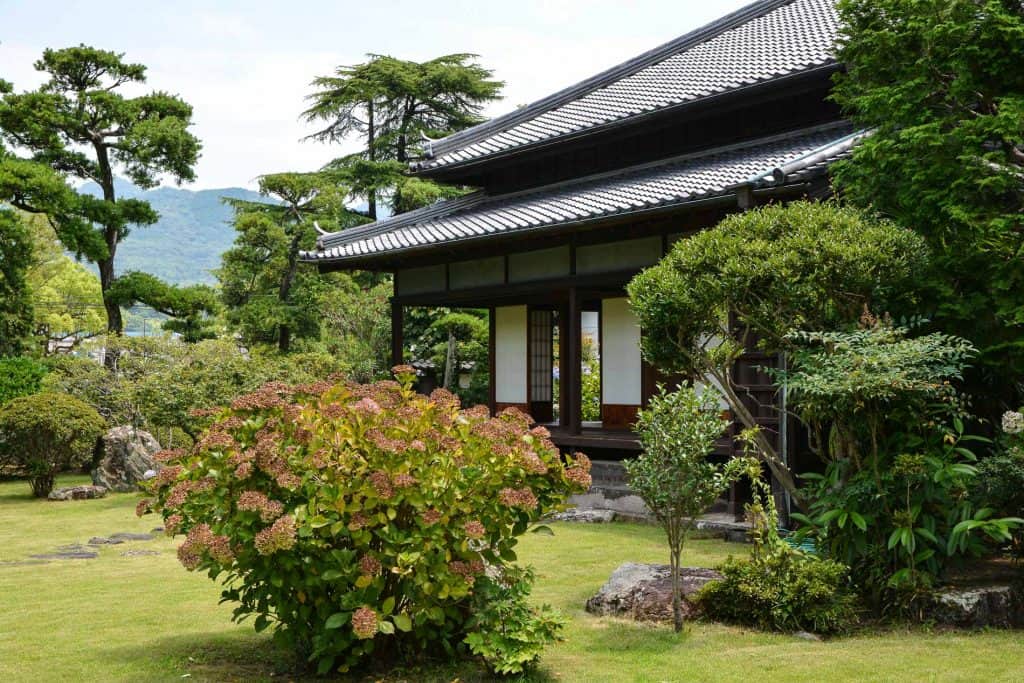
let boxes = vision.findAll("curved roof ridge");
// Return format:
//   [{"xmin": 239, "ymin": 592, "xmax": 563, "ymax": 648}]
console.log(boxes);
[{"xmin": 424, "ymin": 0, "xmax": 794, "ymax": 160}]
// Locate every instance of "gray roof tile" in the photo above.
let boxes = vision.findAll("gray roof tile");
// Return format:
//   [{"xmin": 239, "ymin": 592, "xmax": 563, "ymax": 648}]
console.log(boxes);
[
  {"xmin": 416, "ymin": 0, "xmax": 838, "ymax": 172},
  {"xmin": 303, "ymin": 124, "xmax": 861, "ymax": 265}
]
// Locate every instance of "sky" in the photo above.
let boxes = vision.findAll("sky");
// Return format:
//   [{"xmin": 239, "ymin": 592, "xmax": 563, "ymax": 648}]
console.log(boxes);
[{"xmin": 0, "ymin": 0, "xmax": 751, "ymax": 190}]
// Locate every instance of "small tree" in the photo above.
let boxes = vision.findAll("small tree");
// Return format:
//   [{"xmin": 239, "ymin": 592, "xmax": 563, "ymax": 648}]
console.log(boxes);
[
  {"xmin": 624, "ymin": 385, "xmax": 743, "ymax": 632},
  {"xmin": 0, "ymin": 392, "xmax": 106, "ymax": 497},
  {"xmin": 627, "ymin": 201, "xmax": 929, "ymax": 508}
]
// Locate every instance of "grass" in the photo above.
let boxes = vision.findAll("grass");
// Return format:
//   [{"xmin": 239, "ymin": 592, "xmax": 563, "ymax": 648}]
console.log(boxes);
[{"xmin": 1, "ymin": 476, "xmax": 1023, "ymax": 682}]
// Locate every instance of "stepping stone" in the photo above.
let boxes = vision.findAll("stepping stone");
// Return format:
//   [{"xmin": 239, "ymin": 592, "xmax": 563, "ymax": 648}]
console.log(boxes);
[
  {"xmin": 151, "ymin": 527, "xmax": 165, "ymax": 534},
  {"xmin": 121, "ymin": 550, "xmax": 160, "ymax": 557},
  {"xmin": 88, "ymin": 537, "xmax": 125, "ymax": 545},
  {"xmin": 29, "ymin": 551, "xmax": 98, "ymax": 560},
  {"xmin": 0, "ymin": 560, "xmax": 51, "ymax": 567},
  {"xmin": 56, "ymin": 544, "xmax": 90, "ymax": 552},
  {"xmin": 109, "ymin": 532, "xmax": 155, "ymax": 541},
  {"xmin": 47, "ymin": 485, "xmax": 107, "ymax": 501}
]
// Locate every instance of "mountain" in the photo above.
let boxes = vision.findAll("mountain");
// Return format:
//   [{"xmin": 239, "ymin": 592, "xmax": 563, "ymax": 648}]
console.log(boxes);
[{"xmin": 80, "ymin": 178, "xmax": 267, "ymax": 285}]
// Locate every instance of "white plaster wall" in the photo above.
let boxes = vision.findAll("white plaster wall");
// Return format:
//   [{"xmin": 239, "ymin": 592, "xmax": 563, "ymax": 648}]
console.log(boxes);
[
  {"xmin": 494, "ymin": 305, "xmax": 527, "ymax": 404},
  {"xmin": 601, "ymin": 298, "xmax": 642, "ymax": 405}
]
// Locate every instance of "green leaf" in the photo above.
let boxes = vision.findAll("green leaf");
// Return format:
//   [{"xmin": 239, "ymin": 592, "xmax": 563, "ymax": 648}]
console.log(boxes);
[
  {"xmin": 381, "ymin": 597, "xmax": 395, "ymax": 615},
  {"xmin": 378, "ymin": 620, "xmax": 395, "ymax": 635},
  {"xmin": 325, "ymin": 612, "xmax": 348, "ymax": 630},
  {"xmin": 392, "ymin": 613, "xmax": 412, "ymax": 632},
  {"xmin": 530, "ymin": 524, "xmax": 555, "ymax": 536}
]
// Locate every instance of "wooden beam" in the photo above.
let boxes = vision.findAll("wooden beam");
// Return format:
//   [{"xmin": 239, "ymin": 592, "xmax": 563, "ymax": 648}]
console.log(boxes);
[
  {"xmin": 567, "ymin": 286, "xmax": 582, "ymax": 435},
  {"xmin": 390, "ymin": 298, "xmax": 403, "ymax": 367},
  {"xmin": 488, "ymin": 307, "xmax": 496, "ymax": 415}
]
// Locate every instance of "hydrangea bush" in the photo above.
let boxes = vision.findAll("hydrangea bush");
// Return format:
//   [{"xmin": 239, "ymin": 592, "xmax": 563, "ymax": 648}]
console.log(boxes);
[{"xmin": 141, "ymin": 366, "xmax": 589, "ymax": 674}]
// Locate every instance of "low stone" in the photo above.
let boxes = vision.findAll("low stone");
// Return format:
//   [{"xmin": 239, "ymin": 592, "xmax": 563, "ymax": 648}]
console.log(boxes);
[
  {"xmin": 121, "ymin": 550, "xmax": 160, "ymax": 557},
  {"xmin": 550, "ymin": 508, "xmax": 617, "ymax": 523},
  {"xmin": 88, "ymin": 537, "xmax": 125, "ymax": 545},
  {"xmin": 109, "ymin": 532, "xmax": 155, "ymax": 541},
  {"xmin": 928, "ymin": 585, "xmax": 1024, "ymax": 628},
  {"xmin": 586, "ymin": 562, "xmax": 722, "ymax": 622},
  {"xmin": 151, "ymin": 527, "xmax": 165, "ymax": 534},
  {"xmin": 47, "ymin": 485, "xmax": 107, "ymax": 501},
  {"xmin": 794, "ymin": 631, "xmax": 822, "ymax": 642},
  {"xmin": 29, "ymin": 551, "xmax": 98, "ymax": 560},
  {"xmin": 92, "ymin": 426, "xmax": 163, "ymax": 492}
]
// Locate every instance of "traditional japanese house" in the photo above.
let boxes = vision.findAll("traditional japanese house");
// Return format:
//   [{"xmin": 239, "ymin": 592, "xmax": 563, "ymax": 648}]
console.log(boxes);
[{"xmin": 302, "ymin": 0, "xmax": 855, "ymax": 513}]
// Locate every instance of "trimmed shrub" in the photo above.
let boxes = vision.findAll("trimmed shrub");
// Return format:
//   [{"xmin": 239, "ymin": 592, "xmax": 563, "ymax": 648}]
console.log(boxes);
[
  {"xmin": 0, "ymin": 392, "xmax": 106, "ymax": 496},
  {"xmin": 142, "ymin": 366, "xmax": 589, "ymax": 675},
  {"xmin": 0, "ymin": 357, "xmax": 48, "ymax": 405},
  {"xmin": 698, "ymin": 550, "xmax": 858, "ymax": 635}
]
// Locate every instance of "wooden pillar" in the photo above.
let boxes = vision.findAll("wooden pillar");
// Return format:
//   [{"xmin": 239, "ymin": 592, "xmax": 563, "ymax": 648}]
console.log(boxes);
[
  {"xmin": 488, "ymin": 307, "xmax": 496, "ymax": 415},
  {"xmin": 567, "ymin": 287, "xmax": 582, "ymax": 435},
  {"xmin": 390, "ymin": 298, "xmax": 403, "ymax": 367}
]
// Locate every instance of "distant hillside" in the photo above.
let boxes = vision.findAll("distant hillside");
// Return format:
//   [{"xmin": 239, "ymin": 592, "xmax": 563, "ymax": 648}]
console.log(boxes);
[{"xmin": 80, "ymin": 178, "xmax": 268, "ymax": 285}]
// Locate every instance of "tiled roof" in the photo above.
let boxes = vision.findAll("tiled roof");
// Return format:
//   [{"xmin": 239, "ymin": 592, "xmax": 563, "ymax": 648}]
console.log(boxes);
[
  {"xmin": 414, "ymin": 0, "xmax": 839, "ymax": 172},
  {"xmin": 303, "ymin": 123, "xmax": 861, "ymax": 265}
]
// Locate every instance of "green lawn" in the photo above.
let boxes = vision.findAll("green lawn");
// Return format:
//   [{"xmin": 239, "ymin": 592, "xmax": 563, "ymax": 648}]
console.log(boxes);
[{"xmin": 1, "ymin": 476, "xmax": 1023, "ymax": 682}]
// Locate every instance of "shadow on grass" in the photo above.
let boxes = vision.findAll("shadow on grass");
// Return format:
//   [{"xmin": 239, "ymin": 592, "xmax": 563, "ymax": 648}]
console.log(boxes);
[
  {"xmin": 106, "ymin": 630, "xmax": 558, "ymax": 682},
  {"xmin": 578, "ymin": 614, "xmax": 691, "ymax": 654}
]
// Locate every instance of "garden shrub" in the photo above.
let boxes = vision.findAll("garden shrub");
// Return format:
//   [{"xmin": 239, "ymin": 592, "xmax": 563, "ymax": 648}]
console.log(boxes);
[
  {"xmin": 464, "ymin": 565, "xmax": 567, "ymax": 674},
  {"xmin": 0, "ymin": 356, "xmax": 48, "ymax": 405},
  {"xmin": 142, "ymin": 366, "xmax": 589, "ymax": 675},
  {"xmin": 0, "ymin": 392, "xmax": 106, "ymax": 496},
  {"xmin": 698, "ymin": 551, "xmax": 858, "ymax": 635},
  {"xmin": 971, "ymin": 409, "xmax": 1024, "ymax": 558},
  {"xmin": 698, "ymin": 463, "xmax": 858, "ymax": 635},
  {"xmin": 777, "ymin": 323, "xmax": 1022, "ymax": 610}
]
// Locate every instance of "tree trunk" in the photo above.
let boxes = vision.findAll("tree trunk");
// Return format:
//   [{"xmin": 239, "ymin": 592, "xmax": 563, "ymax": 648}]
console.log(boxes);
[
  {"xmin": 94, "ymin": 142, "xmax": 124, "ymax": 349},
  {"xmin": 671, "ymin": 541, "xmax": 683, "ymax": 633},
  {"xmin": 443, "ymin": 329, "xmax": 456, "ymax": 390},
  {"xmin": 277, "ymin": 230, "xmax": 303, "ymax": 353},
  {"xmin": 31, "ymin": 474, "xmax": 54, "ymax": 498},
  {"xmin": 366, "ymin": 99, "xmax": 377, "ymax": 221}
]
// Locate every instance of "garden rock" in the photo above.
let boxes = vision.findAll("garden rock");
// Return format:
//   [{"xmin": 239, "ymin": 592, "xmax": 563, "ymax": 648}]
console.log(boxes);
[
  {"xmin": 88, "ymin": 537, "xmax": 125, "ymax": 545},
  {"xmin": 550, "ymin": 508, "xmax": 617, "ymax": 523},
  {"xmin": 928, "ymin": 585, "xmax": 1024, "ymax": 628},
  {"xmin": 47, "ymin": 485, "xmax": 107, "ymax": 501},
  {"xmin": 585, "ymin": 562, "xmax": 722, "ymax": 622},
  {"xmin": 109, "ymin": 532, "xmax": 156, "ymax": 541},
  {"xmin": 92, "ymin": 426, "xmax": 162, "ymax": 492}
]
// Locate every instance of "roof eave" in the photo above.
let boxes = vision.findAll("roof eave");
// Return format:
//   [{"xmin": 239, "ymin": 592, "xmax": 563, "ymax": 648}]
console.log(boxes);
[{"xmin": 410, "ymin": 62, "xmax": 842, "ymax": 179}]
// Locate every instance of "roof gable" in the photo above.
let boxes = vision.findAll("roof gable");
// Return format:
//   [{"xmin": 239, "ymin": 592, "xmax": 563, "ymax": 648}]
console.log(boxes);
[{"xmin": 415, "ymin": 0, "xmax": 839, "ymax": 173}]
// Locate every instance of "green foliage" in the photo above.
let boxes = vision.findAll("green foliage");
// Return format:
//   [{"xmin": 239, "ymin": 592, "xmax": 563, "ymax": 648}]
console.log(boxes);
[
  {"xmin": 304, "ymin": 53, "xmax": 502, "ymax": 217},
  {"xmin": 699, "ymin": 467, "xmax": 858, "ymax": 635},
  {"xmin": 0, "ymin": 357, "xmax": 48, "ymax": 405},
  {"xmin": 143, "ymin": 369, "xmax": 588, "ymax": 674},
  {"xmin": 317, "ymin": 279, "xmax": 392, "ymax": 382},
  {"xmin": 971, "ymin": 408, "xmax": 1024, "ymax": 557},
  {"xmin": 628, "ymin": 201, "xmax": 929, "ymax": 505},
  {"xmin": 625, "ymin": 385, "xmax": 742, "ymax": 631},
  {"xmin": 793, "ymin": 424, "xmax": 1023, "ymax": 612},
  {"xmin": 0, "ymin": 45, "xmax": 201, "ymax": 334},
  {"xmin": 832, "ymin": 0, "xmax": 1024, "ymax": 412},
  {"xmin": 778, "ymin": 323, "xmax": 1022, "ymax": 607},
  {"xmin": 107, "ymin": 271, "xmax": 219, "ymax": 342},
  {"xmin": 699, "ymin": 551, "xmax": 858, "ymax": 635},
  {"xmin": 776, "ymin": 324, "xmax": 976, "ymax": 427},
  {"xmin": 0, "ymin": 392, "xmax": 105, "ymax": 497},
  {"xmin": 42, "ymin": 336, "xmax": 350, "ymax": 437},
  {"xmin": 424, "ymin": 310, "xmax": 489, "ymax": 405},
  {"xmin": 218, "ymin": 172, "xmax": 368, "ymax": 352},
  {"xmin": 0, "ymin": 209, "xmax": 34, "ymax": 355},
  {"xmin": 464, "ymin": 565, "xmax": 567, "ymax": 675},
  {"xmin": 23, "ymin": 211, "xmax": 105, "ymax": 351},
  {"xmin": 580, "ymin": 337, "xmax": 601, "ymax": 422}
]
